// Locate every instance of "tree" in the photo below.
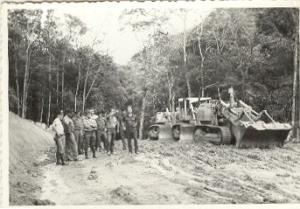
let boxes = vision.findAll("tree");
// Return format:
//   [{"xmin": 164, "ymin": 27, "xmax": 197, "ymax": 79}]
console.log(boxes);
[
  {"xmin": 8, "ymin": 13, "xmax": 22, "ymax": 116},
  {"xmin": 176, "ymin": 9, "xmax": 192, "ymax": 97},
  {"xmin": 61, "ymin": 14, "xmax": 87, "ymax": 110},
  {"xmin": 291, "ymin": 9, "xmax": 300, "ymax": 142},
  {"xmin": 42, "ymin": 9, "xmax": 59, "ymax": 125},
  {"xmin": 120, "ymin": 8, "xmax": 170, "ymax": 139},
  {"xmin": 18, "ymin": 10, "xmax": 42, "ymax": 118}
]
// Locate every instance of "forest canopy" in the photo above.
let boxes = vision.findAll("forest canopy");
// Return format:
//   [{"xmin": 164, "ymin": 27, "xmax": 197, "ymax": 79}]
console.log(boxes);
[{"xmin": 8, "ymin": 8, "xmax": 299, "ymax": 138}]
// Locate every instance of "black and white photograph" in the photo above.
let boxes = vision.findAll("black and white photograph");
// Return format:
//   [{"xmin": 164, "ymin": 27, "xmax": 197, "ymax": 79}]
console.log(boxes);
[{"xmin": 2, "ymin": 0, "xmax": 300, "ymax": 206}]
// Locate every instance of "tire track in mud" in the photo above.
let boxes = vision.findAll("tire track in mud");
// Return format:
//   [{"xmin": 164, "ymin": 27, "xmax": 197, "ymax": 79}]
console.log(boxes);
[
  {"xmin": 38, "ymin": 140, "xmax": 300, "ymax": 204},
  {"xmin": 140, "ymin": 140, "xmax": 300, "ymax": 203}
]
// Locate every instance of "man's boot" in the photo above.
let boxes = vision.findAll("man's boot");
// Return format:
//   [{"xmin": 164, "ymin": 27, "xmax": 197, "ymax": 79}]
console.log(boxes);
[
  {"xmin": 56, "ymin": 152, "xmax": 61, "ymax": 165},
  {"xmin": 85, "ymin": 147, "xmax": 89, "ymax": 159},
  {"xmin": 61, "ymin": 154, "xmax": 67, "ymax": 166}
]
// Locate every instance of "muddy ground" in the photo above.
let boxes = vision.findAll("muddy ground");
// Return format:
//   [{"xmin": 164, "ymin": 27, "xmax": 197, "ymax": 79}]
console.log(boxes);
[
  {"xmin": 9, "ymin": 112, "xmax": 300, "ymax": 205},
  {"xmin": 39, "ymin": 140, "xmax": 300, "ymax": 205}
]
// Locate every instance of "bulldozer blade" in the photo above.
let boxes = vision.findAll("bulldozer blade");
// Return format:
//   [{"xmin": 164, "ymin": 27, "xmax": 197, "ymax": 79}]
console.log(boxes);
[
  {"xmin": 148, "ymin": 124, "xmax": 172, "ymax": 140},
  {"xmin": 233, "ymin": 125, "xmax": 291, "ymax": 148}
]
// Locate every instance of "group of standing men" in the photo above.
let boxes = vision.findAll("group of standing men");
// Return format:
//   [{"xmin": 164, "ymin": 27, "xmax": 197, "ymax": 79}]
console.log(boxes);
[{"xmin": 51, "ymin": 105, "xmax": 139, "ymax": 166}]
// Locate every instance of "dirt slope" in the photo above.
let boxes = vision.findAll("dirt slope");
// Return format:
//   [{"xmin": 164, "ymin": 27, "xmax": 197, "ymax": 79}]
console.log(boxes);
[
  {"xmin": 40, "ymin": 139, "xmax": 300, "ymax": 205},
  {"xmin": 9, "ymin": 112, "xmax": 54, "ymax": 205}
]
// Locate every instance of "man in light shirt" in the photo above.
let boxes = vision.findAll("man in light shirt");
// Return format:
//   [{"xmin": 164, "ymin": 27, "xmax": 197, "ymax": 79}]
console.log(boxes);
[
  {"xmin": 106, "ymin": 108, "xmax": 119, "ymax": 155},
  {"xmin": 63, "ymin": 111, "xmax": 78, "ymax": 161},
  {"xmin": 51, "ymin": 111, "xmax": 67, "ymax": 165},
  {"xmin": 91, "ymin": 109, "xmax": 98, "ymax": 120},
  {"xmin": 73, "ymin": 111, "xmax": 84, "ymax": 155},
  {"xmin": 83, "ymin": 110, "xmax": 98, "ymax": 159},
  {"xmin": 96, "ymin": 110, "xmax": 107, "ymax": 152}
]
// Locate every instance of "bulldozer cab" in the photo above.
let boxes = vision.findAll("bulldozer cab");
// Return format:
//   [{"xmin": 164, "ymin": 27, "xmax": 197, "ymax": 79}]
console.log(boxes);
[
  {"xmin": 177, "ymin": 97, "xmax": 218, "ymax": 125},
  {"xmin": 178, "ymin": 97, "xmax": 204, "ymax": 122},
  {"xmin": 154, "ymin": 112, "xmax": 170, "ymax": 124},
  {"xmin": 195, "ymin": 98, "xmax": 219, "ymax": 125}
]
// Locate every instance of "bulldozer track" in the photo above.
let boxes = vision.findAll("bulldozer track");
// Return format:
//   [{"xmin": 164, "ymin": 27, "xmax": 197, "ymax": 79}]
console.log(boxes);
[{"xmin": 193, "ymin": 125, "xmax": 232, "ymax": 145}]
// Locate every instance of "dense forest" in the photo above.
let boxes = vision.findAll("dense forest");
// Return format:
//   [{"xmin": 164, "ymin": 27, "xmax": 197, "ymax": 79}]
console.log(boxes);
[{"xmin": 8, "ymin": 8, "xmax": 300, "ymax": 140}]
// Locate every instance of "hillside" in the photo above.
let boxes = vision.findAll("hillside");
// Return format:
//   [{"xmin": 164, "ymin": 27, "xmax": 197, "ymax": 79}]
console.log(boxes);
[{"xmin": 9, "ymin": 112, "xmax": 54, "ymax": 205}]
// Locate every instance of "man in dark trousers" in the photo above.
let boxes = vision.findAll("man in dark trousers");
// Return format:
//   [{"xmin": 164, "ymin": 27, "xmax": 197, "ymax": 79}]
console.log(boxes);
[
  {"xmin": 124, "ymin": 105, "xmax": 139, "ymax": 154},
  {"xmin": 83, "ymin": 110, "xmax": 98, "ymax": 159},
  {"xmin": 51, "ymin": 111, "xmax": 67, "ymax": 165},
  {"xmin": 116, "ymin": 108, "xmax": 127, "ymax": 150},
  {"xmin": 73, "ymin": 111, "xmax": 84, "ymax": 155},
  {"xmin": 63, "ymin": 111, "xmax": 78, "ymax": 161},
  {"xmin": 106, "ymin": 108, "xmax": 119, "ymax": 155},
  {"xmin": 96, "ymin": 110, "xmax": 107, "ymax": 152}
]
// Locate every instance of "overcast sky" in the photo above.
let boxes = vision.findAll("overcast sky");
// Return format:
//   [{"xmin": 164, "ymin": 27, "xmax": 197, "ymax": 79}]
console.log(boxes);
[{"xmin": 42, "ymin": 3, "xmax": 213, "ymax": 65}]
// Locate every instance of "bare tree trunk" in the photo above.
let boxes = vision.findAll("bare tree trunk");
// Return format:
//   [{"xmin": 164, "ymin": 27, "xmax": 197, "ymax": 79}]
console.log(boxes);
[
  {"xmin": 292, "ymin": 46, "xmax": 297, "ymax": 136},
  {"xmin": 171, "ymin": 91, "xmax": 175, "ymax": 113},
  {"xmin": 40, "ymin": 93, "xmax": 44, "ymax": 123},
  {"xmin": 47, "ymin": 55, "xmax": 52, "ymax": 126},
  {"xmin": 167, "ymin": 72, "xmax": 174, "ymax": 111},
  {"xmin": 242, "ymin": 69, "xmax": 246, "ymax": 101},
  {"xmin": 56, "ymin": 64, "xmax": 59, "ymax": 105},
  {"xmin": 197, "ymin": 24, "xmax": 205, "ymax": 97},
  {"xmin": 14, "ymin": 50, "xmax": 20, "ymax": 116},
  {"xmin": 185, "ymin": 74, "xmax": 192, "ymax": 97},
  {"xmin": 74, "ymin": 62, "xmax": 81, "ymax": 112},
  {"xmin": 139, "ymin": 89, "xmax": 147, "ymax": 140},
  {"xmin": 298, "ymin": 26, "xmax": 300, "ymax": 142},
  {"xmin": 182, "ymin": 13, "xmax": 191, "ymax": 97},
  {"xmin": 61, "ymin": 52, "xmax": 65, "ymax": 110},
  {"xmin": 290, "ymin": 11, "xmax": 300, "ymax": 142},
  {"xmin": 82, "ymin": 61, "xmax": 91, "ymax": 112},
  {"xmin": 168, "ymin": 85, "xmax": 172, "ymax": 111},
  {"xmin": 85, "ymin": 67, "xmax": 102, "ymax": 103},
  {"xmin": 21, "ymin": 44, "xmax": 31, "ymax": 118}
]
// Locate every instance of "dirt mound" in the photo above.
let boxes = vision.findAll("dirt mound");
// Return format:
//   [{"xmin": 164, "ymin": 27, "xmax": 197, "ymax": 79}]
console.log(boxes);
[
  {"xmin": 110, "ymin": 186, "xmax": 139, "ymax": 204},
  {"xmin": 9, "ymin": 112, "xmax": 55, "ymax": 205},
  {"xmin": 87, "ymin": 167, "xmax": 98, "ymax": 180}
]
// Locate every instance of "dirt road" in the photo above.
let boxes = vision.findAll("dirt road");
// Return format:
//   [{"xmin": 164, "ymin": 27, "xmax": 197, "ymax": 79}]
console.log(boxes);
[{"xmin": 39, "ymin": 140, "xmax": 300, "ymax": 205}]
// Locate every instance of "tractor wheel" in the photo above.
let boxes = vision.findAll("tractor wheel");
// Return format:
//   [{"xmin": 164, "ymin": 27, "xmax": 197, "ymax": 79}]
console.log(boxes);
[
  {"xmin": 148, "ymin": 127, "xmax": 159, "ymax": 140},
  {"xmin": 172, "ymin": 126, "xmax": 180, "ymax": 141},
  {"xmin": 193, "ymin": 128, "xmax": 205, "ymax": 142}
]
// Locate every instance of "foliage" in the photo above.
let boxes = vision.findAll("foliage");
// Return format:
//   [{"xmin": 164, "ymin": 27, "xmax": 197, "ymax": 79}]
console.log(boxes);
[{"xmin": 8, "ymin": 8, "xmax": 297, "ymax": 128}]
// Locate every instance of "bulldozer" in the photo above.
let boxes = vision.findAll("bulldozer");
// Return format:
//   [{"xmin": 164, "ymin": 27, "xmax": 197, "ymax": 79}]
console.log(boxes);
[
  {"xmin": 147, "ymin": 109, "xmax": 175, "ymax": 140},
  {"xmin": 171, "ymin": 97, "xmax": 214, "ymax": 141},
  {"xmin": 147, "ymin": 97, "xmax": 213, "ymax": 141},
  {"xmin": 193, "ymin": 87, "xmax": 292, "ymax": 148},
  {"xmin": 148, "ymin": 87, "xmax": 292, "ymax": 148}
]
